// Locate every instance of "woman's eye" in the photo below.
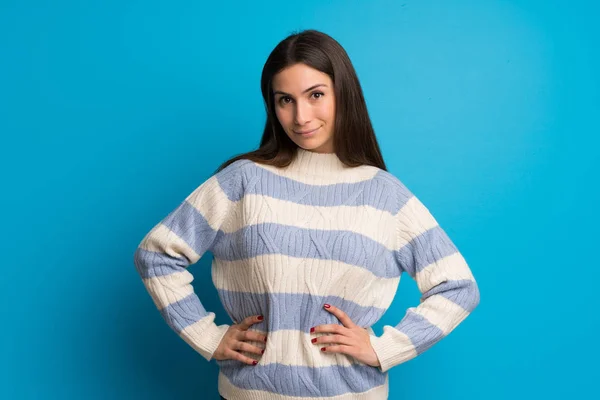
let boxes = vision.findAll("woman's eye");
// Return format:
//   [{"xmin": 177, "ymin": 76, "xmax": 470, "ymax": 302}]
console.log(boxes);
[
  {"xmin": 280, "ymin": 96, "xmax": 292, "ymax": 105},
  {"xmin": 279, "ymin": 92, "xmax": 323, "ymax": 106}
]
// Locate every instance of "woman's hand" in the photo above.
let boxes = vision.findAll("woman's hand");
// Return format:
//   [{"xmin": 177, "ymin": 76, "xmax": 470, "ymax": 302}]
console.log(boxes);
[
  {"xmin": 213, "ymin": 315, "xmax": 268, "ymax": 365},
  {"xmin": 310, "ymin": 304, "xmax": 381, "ymax": 368}
]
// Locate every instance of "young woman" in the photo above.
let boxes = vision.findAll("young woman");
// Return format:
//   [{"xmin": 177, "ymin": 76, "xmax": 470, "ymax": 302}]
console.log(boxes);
[{"xmin": 134, "ymin": 29, "xmax": 480, "ymax": 400}]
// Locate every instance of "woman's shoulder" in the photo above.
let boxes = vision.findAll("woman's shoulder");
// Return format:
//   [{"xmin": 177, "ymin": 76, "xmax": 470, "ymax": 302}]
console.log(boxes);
[
  {"xmin": 216, "ymin": 158, "xmax": 255, "ymax": 176},
  {"xmin": 372, "ymin": 168, "xmax": 414, "ymax": 197}
]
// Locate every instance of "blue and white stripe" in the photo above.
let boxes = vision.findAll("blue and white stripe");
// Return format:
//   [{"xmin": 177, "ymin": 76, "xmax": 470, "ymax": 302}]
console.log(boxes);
[{"xmin": 134, "ymin": 153, "xmax": 480, "ymax": 399}]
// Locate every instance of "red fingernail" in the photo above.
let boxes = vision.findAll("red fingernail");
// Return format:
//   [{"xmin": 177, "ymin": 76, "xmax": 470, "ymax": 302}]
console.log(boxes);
[
  {"xmin": 264, "ymin": 338, "xmax": 267, "ymax": 343},
  {"xmin": 324, "ymin": 304, "xmax": 330, "ymax": 309},
  {"xmin": 311, "ymin": 338, "xmax": 317, "ymax": 343},
  {"xmin": 310, "ymin": 327, "xmax": 315, "ymax": 333},
  {"xmin": 257, "ymin": 315, "xmax": 264, "ymax": 321},
  {"xmin": 253, "ymin": 360, "xmax": 258, "ymax": 365},
  {"xmin": 261, "ymin": 349, "xmax": 265, "ymax": 354},
  {"xmin": 321, "ymin": 347, "xmax": 326, "ymax": 352}
]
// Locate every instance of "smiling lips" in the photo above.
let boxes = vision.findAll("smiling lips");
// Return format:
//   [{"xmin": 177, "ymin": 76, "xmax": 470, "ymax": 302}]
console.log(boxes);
[{"xmin": 294, "ymin": 126, "xmax": 320, "ymax": 135}]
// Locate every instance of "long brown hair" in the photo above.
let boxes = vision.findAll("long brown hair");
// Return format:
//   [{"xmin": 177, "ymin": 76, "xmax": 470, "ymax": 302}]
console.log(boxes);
[{"xmin": 215, "ymin": 29, "xmax": 387, "ymax": 173}]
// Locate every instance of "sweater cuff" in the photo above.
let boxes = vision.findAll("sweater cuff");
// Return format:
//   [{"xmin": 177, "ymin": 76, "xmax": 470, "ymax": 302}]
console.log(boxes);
[
  {"xmin": 369, "ymin": 329, "xmax": 418, "ymax": 373},
  {"xmin": 181, "ymin": 320, "xmax": 231, "ymax": 361}
]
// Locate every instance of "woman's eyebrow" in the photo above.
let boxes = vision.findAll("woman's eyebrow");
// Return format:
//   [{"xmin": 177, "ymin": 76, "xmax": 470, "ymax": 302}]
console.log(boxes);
[{"xmin": 273, "ymin": 83, "xmax": 328, "ymax": 96}]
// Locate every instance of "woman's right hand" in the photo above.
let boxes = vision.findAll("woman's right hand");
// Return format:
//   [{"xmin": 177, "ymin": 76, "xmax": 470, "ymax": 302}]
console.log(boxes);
[{"xmin": 212, "ymin": 315, "xmax": 268, "ymax": 365}]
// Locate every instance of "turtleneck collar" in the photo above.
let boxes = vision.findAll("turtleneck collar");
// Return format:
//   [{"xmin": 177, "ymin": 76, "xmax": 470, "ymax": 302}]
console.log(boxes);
[
  {"xmin": 252, "ymin": 146, "xmax": 378, "ymax": 185},
  {"xmin": 289, "ymin": 147, "xmax": 348, "ymax": 175}
]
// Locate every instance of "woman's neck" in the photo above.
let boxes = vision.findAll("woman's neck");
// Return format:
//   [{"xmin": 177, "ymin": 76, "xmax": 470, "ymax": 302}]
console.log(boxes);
[{"xmin": 289, "ymin": 147, "xmax": 348, "ymax": 175}]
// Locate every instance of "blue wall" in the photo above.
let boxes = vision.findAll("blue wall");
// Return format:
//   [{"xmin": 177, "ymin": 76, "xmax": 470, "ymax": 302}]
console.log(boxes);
[{"xmin": 1, "ymin": 0, "xmax": 598, "ymax": 398}]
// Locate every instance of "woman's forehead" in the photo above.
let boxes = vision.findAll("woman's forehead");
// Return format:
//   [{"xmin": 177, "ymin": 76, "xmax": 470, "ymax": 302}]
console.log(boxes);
[{"xmin": 273, "ymin": 64, "xmax": 332, "ymax": 93}]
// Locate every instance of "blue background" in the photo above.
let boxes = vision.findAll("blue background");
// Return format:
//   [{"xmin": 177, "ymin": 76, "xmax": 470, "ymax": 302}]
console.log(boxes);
[{"xmin": 1, "ymin": 0, "xmax": 598, "ymax": 398}]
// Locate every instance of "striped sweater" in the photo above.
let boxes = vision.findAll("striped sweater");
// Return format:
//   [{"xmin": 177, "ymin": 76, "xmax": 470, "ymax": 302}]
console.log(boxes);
[{"xmin": 133, "ymin": 147, "xmax": 480, "ymax": 400}]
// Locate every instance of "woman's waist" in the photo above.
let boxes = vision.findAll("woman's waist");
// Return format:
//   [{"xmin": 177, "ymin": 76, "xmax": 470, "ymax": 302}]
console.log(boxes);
[
  {"xmin": 217, "ymin": 327, "xmax": 377, "ymax": 370},
  {"xmin": 223, "ymin": 293, "xmax": 386, "ymax": 335}
]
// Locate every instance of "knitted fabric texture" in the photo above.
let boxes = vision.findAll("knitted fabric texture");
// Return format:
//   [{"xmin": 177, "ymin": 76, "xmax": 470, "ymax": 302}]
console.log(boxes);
[{"xmin": 134, "ymin": 148, "xmax": 480, "ymax": 400}]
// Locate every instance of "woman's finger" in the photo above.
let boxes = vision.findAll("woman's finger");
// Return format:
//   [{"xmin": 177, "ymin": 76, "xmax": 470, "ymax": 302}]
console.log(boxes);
[
  {"xmin": 242, "ymin": 329, "xmax": 268, "ymax": 344},
  {"xmin": 320, "ymin": 344, "xmax": 355, "ymax": 357},
  {"xmin": 311, "ymin": 323, "xmax": 348, "ymax": 335},
  {"xmin": 235, "ymin": 340, "xmax": 265, "ymax": 356},
  {"xmin": 226, "ymin": 348, "xmax": 260, "ymax": 366},
  {"xmin": 322, "ymin": 304, "xmax": 356, "ymax": 328},
  {"xmin": 237, "ymin": 315, "xmax": 264, "ymax": 330},
  {"xmin": 311, "ymin": 334, "xmax": 352, "ymax": 346}
]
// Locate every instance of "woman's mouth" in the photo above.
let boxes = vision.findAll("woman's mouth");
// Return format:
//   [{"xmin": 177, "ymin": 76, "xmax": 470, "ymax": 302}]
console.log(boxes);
[{"xmin": 294, "ymin": 126, "xmax": 320, "ymax": 137}]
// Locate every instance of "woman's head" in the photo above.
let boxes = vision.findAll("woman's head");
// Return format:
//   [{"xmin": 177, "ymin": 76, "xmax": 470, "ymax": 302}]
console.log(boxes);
[
  {"xmin": 271, "ymin": 63, "xmax": 336, "ymax": 154},
  {"xmin": 217, "ymin": 29, "xmax": 386, "ymax": 172}
]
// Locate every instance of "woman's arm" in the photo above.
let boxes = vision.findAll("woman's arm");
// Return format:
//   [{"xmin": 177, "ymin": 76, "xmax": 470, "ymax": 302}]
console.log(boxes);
[
  {"xmin": 133, "ymin": 160, "xmax": 249, "ymax": 361},
  {"xmin": 369, "ymin": 181, "xmax": 480, "ymax": 373}
]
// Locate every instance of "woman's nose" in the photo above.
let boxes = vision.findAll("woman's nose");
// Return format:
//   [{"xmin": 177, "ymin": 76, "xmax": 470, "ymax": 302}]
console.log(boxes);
[{"xmin": 294, "ymin": 101, "xmax": 311, "ymax": 125}]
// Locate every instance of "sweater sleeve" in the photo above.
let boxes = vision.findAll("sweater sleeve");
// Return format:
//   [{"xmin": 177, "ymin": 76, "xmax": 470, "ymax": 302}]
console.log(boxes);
[
  {"xmin": 369, "ymin": 181, "xmax": 480, "ymax": 373},
  {"xmin": 133, "ymin": 160, "xmax": 248, "ymax": 362}
]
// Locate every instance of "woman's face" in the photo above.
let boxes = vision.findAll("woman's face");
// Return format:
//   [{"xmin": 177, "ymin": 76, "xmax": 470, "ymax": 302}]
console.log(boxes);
[{"xmin": 272, "ymin": 63, "xmax": 336, "ymax": 154}]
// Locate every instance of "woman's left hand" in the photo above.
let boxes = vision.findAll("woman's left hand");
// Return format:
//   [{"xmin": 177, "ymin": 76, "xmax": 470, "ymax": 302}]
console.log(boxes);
[{"xmin": 310, "ymin": 303, "xmax": 381, "ymax": 368}]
